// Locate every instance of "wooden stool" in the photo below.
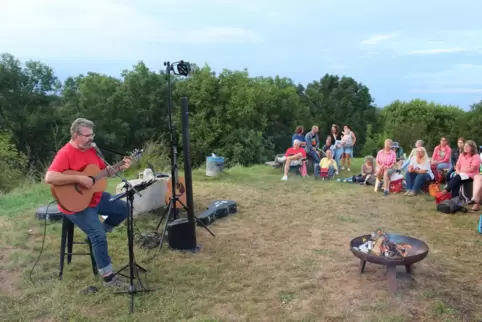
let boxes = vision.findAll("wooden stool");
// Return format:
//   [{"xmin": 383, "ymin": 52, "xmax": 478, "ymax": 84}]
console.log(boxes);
[{"xmin": 59, "ymin": 216, "xmax": 97, "ymax": 280}]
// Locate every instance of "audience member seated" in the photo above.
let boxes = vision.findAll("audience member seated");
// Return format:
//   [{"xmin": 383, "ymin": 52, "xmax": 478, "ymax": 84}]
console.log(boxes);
[
  {"xmin": 431, "ymin": 137, "xmax": 452, "ymax": 171},
  {"xmin": 340, "ymin": 125, "xmax": 356, "ymax": 172},
  {"xmin": 442, "ymin": 140, "xmax": 480, "ymax": 198},
  {"xmin": 304, "ymin": 125, "xmax": 321, "ymax": 166},
  {"xmin": 292, "ymin": 126, "xmax": 307, "ymax": 147},
  {"xmin": 404, "ymin": 147, "xmax": 434, "ymax": 196},
  {"xmin": 280, "ymin": 139, "xmax": 307, "ymax": 181},
  {"xmin": 469, "ymin": 173, "xmax": 481, "ymax": 212},
  {"xmin": 352, "ymin": 156, "xmax": 375, "ymax": 184},
  {"xmin": 391, "ymin": 142, "xmax": 404, "ymax": 161},
  {"xmin": 400, "ymin": 140, "xmax": 424, "ymax": 171},
  {"xmin": 375, "ymin": 139, "xmax": 397, "ymax": 196},
  {"xmin": 314, "ymin": 149, "xmax": 339, "ymax": 179},
  {"xmin": 447, "ymin": 137, "xmax": 465, "ymax": 179}
]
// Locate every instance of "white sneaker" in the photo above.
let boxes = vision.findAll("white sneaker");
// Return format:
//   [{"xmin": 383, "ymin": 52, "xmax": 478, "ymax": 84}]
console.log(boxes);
[
  {"xmin": 277, "ymin": 156, "xmax": 286, "ymax": 163},
  {"xmin": 341, "ymin": 167, "xmax": 345, "ymax": 170},
  {"xmin": 281, "ymin": 175, "xmax": 288, "ymax": 181},
  {"xmin": 347, "ymin": 168, "xmax": 351, "ymax": 172}
]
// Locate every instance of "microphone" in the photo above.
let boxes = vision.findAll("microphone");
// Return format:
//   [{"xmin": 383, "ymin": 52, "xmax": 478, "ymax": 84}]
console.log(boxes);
[{"xmin": 91, "ymin": 142, "xmax": 105, "ymax": 159}]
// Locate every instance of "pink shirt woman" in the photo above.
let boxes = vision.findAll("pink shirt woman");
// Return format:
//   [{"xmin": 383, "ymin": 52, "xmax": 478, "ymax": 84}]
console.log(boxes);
[
  {"xmin": 376, "ymin": 149, "xmax": 397, "ymax": 169},
  {"xmin": 443, "ymin": 140, "xmax": 481, "ymax": 199},
  {"xmin": 456, "ymin": 150, "xmax": 481, "ymax": 179},
  {"xmin": 375, "ymin": 139, "xmax": 397, "ymax": 195},
  {"xmin": 431, "ymin": 137, "xmax": 452, "ymax": 171}
]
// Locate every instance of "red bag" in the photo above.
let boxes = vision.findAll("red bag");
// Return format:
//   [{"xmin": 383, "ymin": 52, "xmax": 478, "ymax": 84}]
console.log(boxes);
[
  {"xmin": 435, "ymin": 191, "xmax": 451, "ymax": 204},
  {"xmin": 431, "ymin": 164, "xmax": 443, "ymax": 183},
  {"xmin": 389, "ymin": 179, "xmax": 403, "ymax": 193},
  {"xmin": 319, "ymin": 167, "xmax": 329, "ymax": 177}
]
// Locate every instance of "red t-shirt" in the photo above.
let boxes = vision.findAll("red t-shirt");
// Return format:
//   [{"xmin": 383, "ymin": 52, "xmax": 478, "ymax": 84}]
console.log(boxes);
[
  {"xmin": 285, "ymin": 147, "xmax": 306, "ymax": 158},
  {"xmin": 48, "ymin": 143, "xmax": 106, "ymax": 214}
]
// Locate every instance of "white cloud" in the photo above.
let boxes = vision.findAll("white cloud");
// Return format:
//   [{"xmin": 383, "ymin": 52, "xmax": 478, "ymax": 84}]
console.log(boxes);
[
  {"xmin": 183, "ymin": 27, "xmax": 261, "ymax": 44},
  {"xmin": 359, "ymin": 30, "xmax": 482, "ymax": 56},
  {"xmin": 0, "ymin": 0, "xmax": 261, "ymax": 60},
  {"xmin": 327, "ymin": 64, "xmax": 347, "ymax": 70},
  {"xmin": 361, "ymin": 34, "xmax": 396, "ymax": 45},
  {"xmin": 409, "ymin": 88, "xmax": 482, "ymax": 94},
  {"xmin": 417, "ymin": 64, "xmax": 482, "ymax": 86},
  {"xmin": 407, "ymin": 64, "xmax": 482, "ymax": 94},
  {"xmin": 403, "ymin": 48, "xmax": 469, "ymax": 55}
]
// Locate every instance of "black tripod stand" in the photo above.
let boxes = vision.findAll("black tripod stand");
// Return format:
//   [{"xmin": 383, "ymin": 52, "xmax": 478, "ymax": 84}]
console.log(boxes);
[
  {"xmin": 154, "ymin": 61, "xmax": 215, "ymax": 253},
  {"xmin": 92, "ymin": 144, "xmax": 155, "ymax": 314}
]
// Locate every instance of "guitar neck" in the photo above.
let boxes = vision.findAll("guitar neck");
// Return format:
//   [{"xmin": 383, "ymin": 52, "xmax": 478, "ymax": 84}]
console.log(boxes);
[{"xmin": 94, "ymin": 161, "xmax": 124, "ymax": 180}]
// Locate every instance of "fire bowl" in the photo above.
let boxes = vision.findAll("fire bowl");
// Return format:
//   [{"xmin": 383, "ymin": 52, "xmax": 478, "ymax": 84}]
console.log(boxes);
[{"xmin": 350, "ymin": 233, "xmax": 429, "ymax": 294}]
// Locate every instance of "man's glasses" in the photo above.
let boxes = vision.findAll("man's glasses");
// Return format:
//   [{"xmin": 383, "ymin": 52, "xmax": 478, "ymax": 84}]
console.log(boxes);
[{"xmin": 79, "ymin": 133, "xmax": 95, "ymax": 138}]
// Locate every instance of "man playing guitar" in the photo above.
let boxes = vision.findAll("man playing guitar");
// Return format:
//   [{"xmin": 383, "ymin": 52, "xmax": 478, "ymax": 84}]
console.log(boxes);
[{"xmin": 45, "ymin": 118, "xmax": 132, "ymax": 288}]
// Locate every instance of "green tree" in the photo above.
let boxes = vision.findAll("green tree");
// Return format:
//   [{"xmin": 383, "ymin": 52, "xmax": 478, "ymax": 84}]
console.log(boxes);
[
  {"xmin": 303, "ymin": 74, "xmax": 377, "ymax": 156},
  {"xmin": 0, "ymin": 52, "xmax": 62, "ymax": 167},
  {"xmin": 381, "ymin": 99, "xmax": 465, "ymax": 154},
  {"xmin": 0, "ymin": 131, "xmax": 28, "ymax": 192}
]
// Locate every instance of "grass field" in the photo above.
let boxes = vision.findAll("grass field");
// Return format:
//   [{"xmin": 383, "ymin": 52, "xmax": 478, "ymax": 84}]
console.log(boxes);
[{"xmin": 1, "ymin": 158, "xmax": 482, "ymax": 321}]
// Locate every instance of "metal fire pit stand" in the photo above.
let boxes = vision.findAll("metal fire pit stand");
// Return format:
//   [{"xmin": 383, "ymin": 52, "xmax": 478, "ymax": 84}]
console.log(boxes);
[
  {"xmin": 351, "ymin": 234, "xmax": 429, "ymax": 295},
  {"xmin": 359, "ymin": 259, "xmax": 413, "ymax": 294}
]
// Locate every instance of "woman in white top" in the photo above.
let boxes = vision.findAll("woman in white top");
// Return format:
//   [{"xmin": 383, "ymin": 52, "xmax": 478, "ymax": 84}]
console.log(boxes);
[
  {"xmin": 404, "ymin": 147, "xmax": 434, "ymax": 196},
  {"xmin": 400, "ymin": 139, "xmax": 424, "ymax": 171}
]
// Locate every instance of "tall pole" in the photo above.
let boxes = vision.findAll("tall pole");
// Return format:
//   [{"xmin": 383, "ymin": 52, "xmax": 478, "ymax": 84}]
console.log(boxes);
[
  {"xmin": 181, "ymin": 97, "xmax": 196, "ymax": 241},
  {"xmin": 165, "ymin": 61, "xmax": 178, "ymax": 220}
]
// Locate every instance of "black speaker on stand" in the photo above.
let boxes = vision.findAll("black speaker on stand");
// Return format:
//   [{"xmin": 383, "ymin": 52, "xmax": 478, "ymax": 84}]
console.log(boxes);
[
  {"xmin": 167, "ymin": 218, "xmax": 196, "ymax": 250},
  {"xmin": 166, "ymin": 96, "xmax": 215, "ymax": 252}
]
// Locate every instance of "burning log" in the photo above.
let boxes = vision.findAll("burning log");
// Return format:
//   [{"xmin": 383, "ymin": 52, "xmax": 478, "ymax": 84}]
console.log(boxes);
[{"xmin": 354, "ymin": 230, "xmax": 413, "ymax": 259}]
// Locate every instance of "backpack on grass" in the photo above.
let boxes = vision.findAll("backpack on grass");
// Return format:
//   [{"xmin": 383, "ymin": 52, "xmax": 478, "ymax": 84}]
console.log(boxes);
[{"xmin": 436, "ymin": 197, "xmax": 468, "ymax": 214}]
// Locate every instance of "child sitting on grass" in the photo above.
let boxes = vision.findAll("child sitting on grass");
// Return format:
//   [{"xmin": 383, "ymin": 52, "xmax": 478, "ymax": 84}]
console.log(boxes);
[
  {"xmin": 352, "ymin": 155, "xmax": 376, "ymax": 184},
  {"xmin": 315, "ymin": 150, "xmax": 339, "ymax": 179}
]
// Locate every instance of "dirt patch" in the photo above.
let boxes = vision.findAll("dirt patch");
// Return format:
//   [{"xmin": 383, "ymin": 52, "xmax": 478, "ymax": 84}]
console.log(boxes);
[{"xmin": 0, "ymin": 249, "xmax": 22, "ymax": 297}]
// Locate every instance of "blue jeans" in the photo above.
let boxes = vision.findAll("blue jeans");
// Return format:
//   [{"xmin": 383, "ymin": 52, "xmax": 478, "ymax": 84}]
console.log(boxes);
[
  {"xmin": 314, "ymin": 164, "xmax": 335, "ymax": 177},
  {"xmin": 343, "ymin": 146, "xmax": 353, "ymax": 158},
  {"xmin": 330, "ymin": 146, "xmax": 343, "ymax": 169},
  {"xmin": 405, "ymin": 172, "xmax": 431, "ymax": 192},
  {"xmin": 65, "ymin": 192, "xmax": 129, "ymax": 275},
  {"xmin": 436, "ymin": 162, "xmax": 450, "ymax": 171},
  {"xmin": 307, "ymin": 149, "xmax": 320, "ymax": 164}
]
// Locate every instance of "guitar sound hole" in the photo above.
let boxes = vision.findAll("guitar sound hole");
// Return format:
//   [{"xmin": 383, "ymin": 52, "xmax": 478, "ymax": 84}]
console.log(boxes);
[
  {"xmin": 176, "ymin": 183, "xmax": 185, "ymax": 194},
  {"xmin": 74, "ymin": 184, "xmax": 83, "ymax": 194}
]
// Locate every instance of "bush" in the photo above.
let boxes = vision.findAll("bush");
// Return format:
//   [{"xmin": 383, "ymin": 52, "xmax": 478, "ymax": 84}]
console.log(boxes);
[{"xmin": 0, "ymin": 132, "xmax": 28, "ymax": 193}]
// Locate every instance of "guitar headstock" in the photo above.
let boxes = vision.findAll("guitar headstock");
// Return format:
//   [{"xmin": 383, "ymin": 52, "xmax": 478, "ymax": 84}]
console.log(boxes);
[{"xmin": 130, "ymin": 148, "xmax": 144, "ymax": 162}]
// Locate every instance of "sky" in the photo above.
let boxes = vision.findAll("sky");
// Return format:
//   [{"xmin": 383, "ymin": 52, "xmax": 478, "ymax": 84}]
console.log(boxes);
[{"xmin": 1, "ymin": 0, "xmax": 481, "ymax": 110}]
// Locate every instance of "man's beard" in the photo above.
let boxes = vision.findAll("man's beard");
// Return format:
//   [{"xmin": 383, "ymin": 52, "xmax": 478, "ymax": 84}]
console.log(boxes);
[{"xmin": 81, "ymin": 141, "xmax": 93, "ymax": 149}]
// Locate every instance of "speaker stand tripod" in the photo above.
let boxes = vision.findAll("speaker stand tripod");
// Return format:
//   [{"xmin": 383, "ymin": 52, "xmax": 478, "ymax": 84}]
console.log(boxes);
[{"xmin": 155, "ymin": 188, "xmax": 215, "ymax": 253}]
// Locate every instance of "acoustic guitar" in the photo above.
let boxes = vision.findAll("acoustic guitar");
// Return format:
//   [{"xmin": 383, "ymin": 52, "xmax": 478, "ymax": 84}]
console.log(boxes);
[
  {"xmin": 165, "ymin": 176, "xmax": 187, "ymax": 208},
  {"xmin": 50, "ymin": 149, "xmax": 143, "ymax": 213}
]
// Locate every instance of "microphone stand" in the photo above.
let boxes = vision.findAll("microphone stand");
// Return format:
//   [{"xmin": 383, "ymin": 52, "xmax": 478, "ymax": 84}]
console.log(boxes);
[
  {"xmin": 92, "ymin": 145, "xmax": 154, "ymax": 314},
  {"xmin": 96, "ymin": 145, "xmax": 127, "ymax": 157}
]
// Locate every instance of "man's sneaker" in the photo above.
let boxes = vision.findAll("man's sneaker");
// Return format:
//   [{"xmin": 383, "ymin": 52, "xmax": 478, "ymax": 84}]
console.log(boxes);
[
  {"xmin": 104, "ymin": 274, "xmax": 130, "ymax": 290},
  {"xmin": 281, "ymin": 175, "xmax": 288, "ymax": 181}
]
